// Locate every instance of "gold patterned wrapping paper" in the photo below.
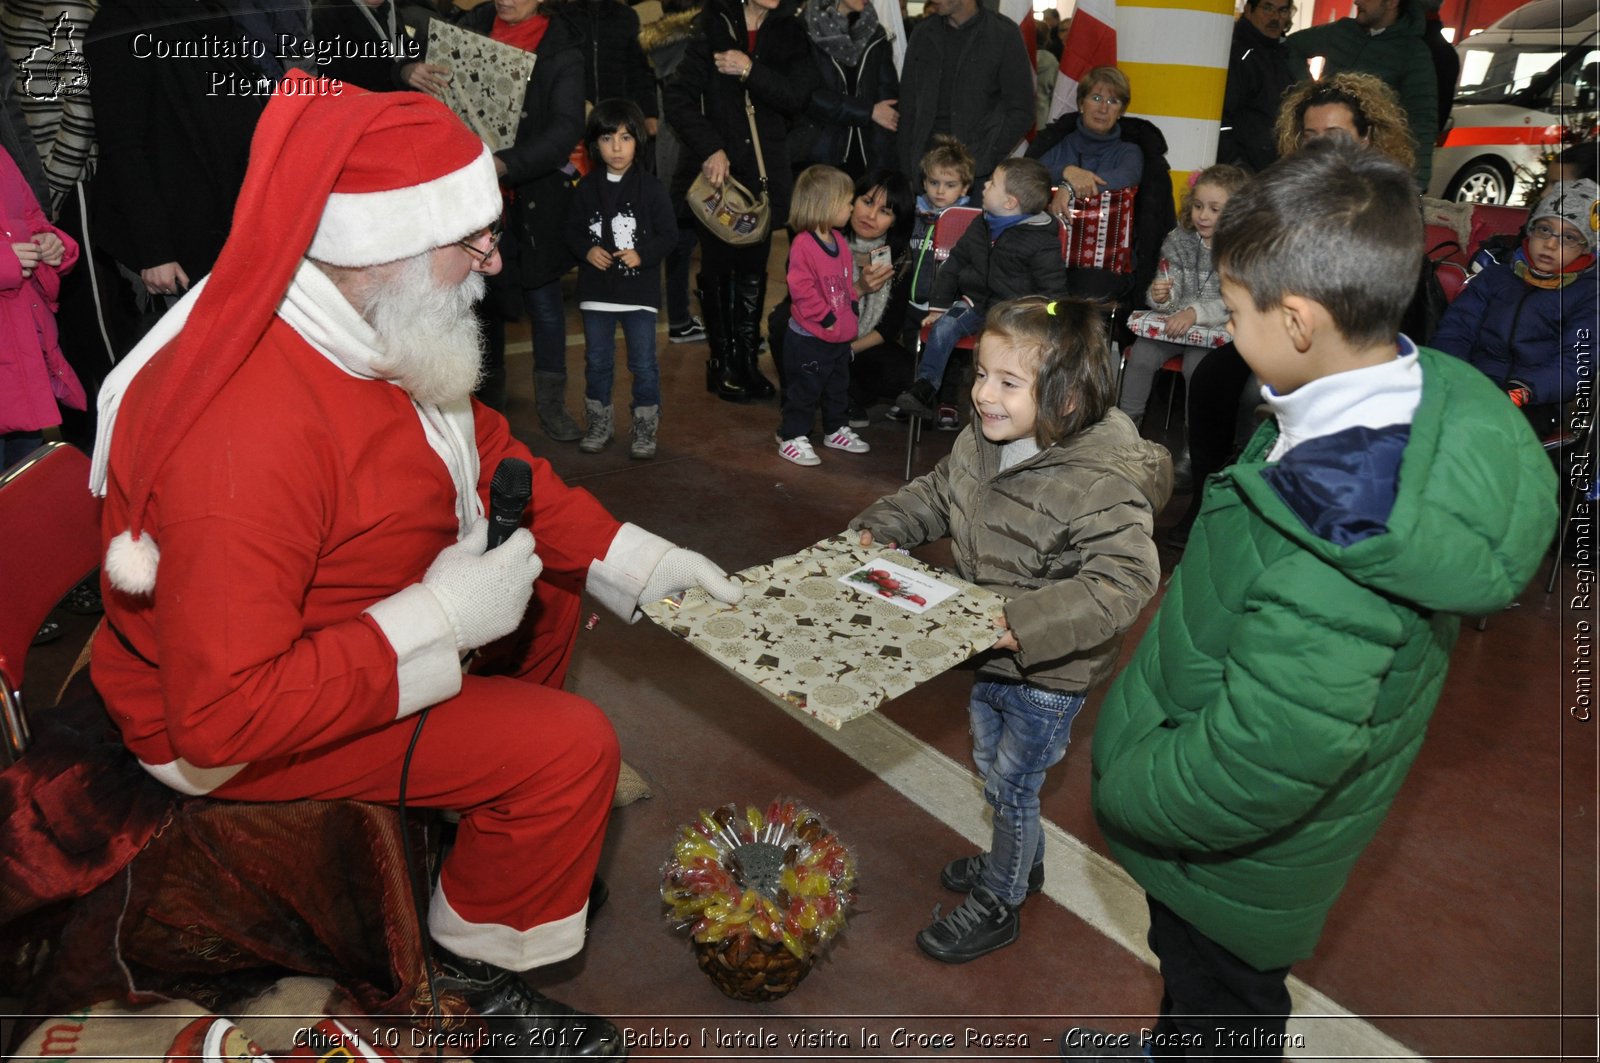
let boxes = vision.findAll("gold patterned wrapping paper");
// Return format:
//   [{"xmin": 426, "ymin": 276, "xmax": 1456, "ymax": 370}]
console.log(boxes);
[
  {"xmin": 641, "ymin": 534, "xmax": 1008, "ymax": 728},
  {"xmin": 426, "ymin": 21, "xmax": 536, "ymax": 151}
]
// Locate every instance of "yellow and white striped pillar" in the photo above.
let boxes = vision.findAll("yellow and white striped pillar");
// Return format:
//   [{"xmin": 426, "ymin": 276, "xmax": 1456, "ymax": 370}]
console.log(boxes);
[{"xmin": 1116, "ymin": 0, "xmax": 1236, "ymax": 205}]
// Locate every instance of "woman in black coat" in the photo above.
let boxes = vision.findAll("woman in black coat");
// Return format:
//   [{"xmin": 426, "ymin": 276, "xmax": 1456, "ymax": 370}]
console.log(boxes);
[
  {"xmin": 789, "ymin": 0, "xmax": 899, "ymax": 179},
  {"xmin": 425, "ymin": 0, "xmax": 586, "ymax": 439},
  {"xmin": 663, "ymin": 0, "xmax": 817, "ymax": 401}
]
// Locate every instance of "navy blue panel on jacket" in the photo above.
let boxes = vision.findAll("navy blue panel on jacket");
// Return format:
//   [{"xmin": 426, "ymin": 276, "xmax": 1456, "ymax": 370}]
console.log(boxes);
[{"xmin": 1260, "ymin": 425, "xmax": 1410, "ymax": 547}]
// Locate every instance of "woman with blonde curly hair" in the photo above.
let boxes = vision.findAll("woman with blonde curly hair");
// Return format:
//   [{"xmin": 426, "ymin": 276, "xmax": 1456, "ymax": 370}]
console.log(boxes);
[{"xmin": 1273, "ymin": 72, "xmax": 1416, "ymax": 174}]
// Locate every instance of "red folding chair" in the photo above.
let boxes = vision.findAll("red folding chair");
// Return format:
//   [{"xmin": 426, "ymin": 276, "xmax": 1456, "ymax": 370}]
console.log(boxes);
[
  {"xmin": 0, "ymin": 442, "xmax": 101, "ymax": 766},
  {"xmin": 906, "ymin": 206, "xmax": 981, "ymax": 480}
]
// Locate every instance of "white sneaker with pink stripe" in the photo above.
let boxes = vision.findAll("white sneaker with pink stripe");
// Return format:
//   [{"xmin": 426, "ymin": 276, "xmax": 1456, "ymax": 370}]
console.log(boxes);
[
  {"xmin": 778, "ymin": 435, "xmax": 821, "ymax": 466},
  {"xmin": 823, "ymin": 427, "xmax": 870, "ymax": 454}
]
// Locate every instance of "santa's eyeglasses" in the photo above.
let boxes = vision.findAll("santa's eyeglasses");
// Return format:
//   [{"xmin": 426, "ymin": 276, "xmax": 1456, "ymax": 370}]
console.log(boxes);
[{"xmin": 456, "ymin": 224, "xmax": 503, "ymax": 265}]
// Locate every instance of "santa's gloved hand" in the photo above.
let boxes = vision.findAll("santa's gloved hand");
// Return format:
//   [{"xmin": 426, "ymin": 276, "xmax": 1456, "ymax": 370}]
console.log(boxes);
[
  {"xmin": 641, "ymin": 547, "xmax": 744, "ymax": 605},
  {"xmin": 422, "ymin": 519, "xmax": 542, "ymax": 652}
]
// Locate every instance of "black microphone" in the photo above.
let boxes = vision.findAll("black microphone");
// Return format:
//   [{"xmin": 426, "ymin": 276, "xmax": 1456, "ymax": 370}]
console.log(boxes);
[{"xmin": 487, "ymin": 457, "xmax": 532, "ymax": 549}]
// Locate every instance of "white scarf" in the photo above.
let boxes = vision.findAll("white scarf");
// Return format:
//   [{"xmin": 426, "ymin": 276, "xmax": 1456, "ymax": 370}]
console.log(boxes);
[{"xmin": 91, "ymin": 261, "xmax": 483, "ymax": 536}]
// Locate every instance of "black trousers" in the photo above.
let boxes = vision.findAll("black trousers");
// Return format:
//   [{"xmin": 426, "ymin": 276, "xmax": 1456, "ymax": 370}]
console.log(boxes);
[
  {"xmin": 780, "ymin": 329, "xmax": 850, "ymax": 440},
  {"xmin": 1145, "ymin": 896, "xmax": 1293, "ymax": 1063}
]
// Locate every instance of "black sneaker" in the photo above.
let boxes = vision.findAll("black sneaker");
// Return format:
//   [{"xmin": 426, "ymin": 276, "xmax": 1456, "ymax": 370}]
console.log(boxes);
[
  {"xmin": 935, "ymin": 404, "xmax": 961, "ymax": 431},
  {"xmin": 430, "ymin": 946, "xmax": 627, "ymax": 1059},
  {"xmin": 894, "ymin": 378, "xmax": 939, "ymax": 417},
  {"xmin": 667, "ymin": 316, "xmax": 706, "ymax": 343},
  {"xmin": 915, "ymin": 884, "xmax": 1019, "ymax": 963},
  {"xmin": 884, "ymin": 404, "xmax": 912, "ymax": 423},
  {"xmin": 940, "ymin": 853, "xmax": 1044, "ymax": 896},
  {"xmin": 847, "ymin": 404, "xmax": 870, "ymax": 429},
  {"xmin": 1058, "ymin": 1027, "xmax": 1145, "ymax": 1060}
]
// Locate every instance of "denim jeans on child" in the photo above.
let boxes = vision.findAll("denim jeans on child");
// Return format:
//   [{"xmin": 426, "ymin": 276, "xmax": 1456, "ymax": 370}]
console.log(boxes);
[
  {"xmin": 968, "ymin": 679, "xmax": 1085, "ymax": 906},
  {"xmin": 915, "ymin": 303, "xmax": 985, "ymax": 389},
  {"xmin": 582, "ymin": 309, "xmax": 661, "ymax": 409}
]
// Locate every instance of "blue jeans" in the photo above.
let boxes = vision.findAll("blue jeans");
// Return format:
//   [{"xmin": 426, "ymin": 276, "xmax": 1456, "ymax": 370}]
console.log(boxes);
[
  {"xmin": 582, "ymin": 309, "xmax": 660, "ymax": 409},
  {"xmin": 968, "ymin": 679, "xmax": 1085, "ymax": 906},
  {"xmin": 526, "ymin": 279, "xmax": 568, "ymax": 376},
  {"xmin": 916, "ymin": 303, "xmax": 985, "ymax": 389}
]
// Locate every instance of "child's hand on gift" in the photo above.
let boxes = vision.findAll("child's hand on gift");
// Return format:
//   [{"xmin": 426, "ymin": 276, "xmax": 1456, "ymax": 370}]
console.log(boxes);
[
  {"xmin": 857, "ymin": 529, "xmax": 898, "ymax": 549},
  {"xmin": 586, "ymin": 246, "xmax": 614, "ymax": 270},
  {"xmin": 31, "ymin": 232, "xmax": 64, "ymax": 268},
  {"xmin": 1163, "ymin": 307, "xmax": 1197, "ymax": 338},
  {"xmin": 992, "ymin": 615, "xmax": 1019, "ymax": 652}
]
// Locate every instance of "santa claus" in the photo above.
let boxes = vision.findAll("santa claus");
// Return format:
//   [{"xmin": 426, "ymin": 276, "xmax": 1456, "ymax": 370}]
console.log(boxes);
[{"xmin": 88, "ymin": 72, "xmax": 743, "ymax": 1059}]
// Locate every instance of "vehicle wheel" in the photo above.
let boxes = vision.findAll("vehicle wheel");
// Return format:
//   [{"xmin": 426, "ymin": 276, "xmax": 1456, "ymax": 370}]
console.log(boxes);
[{"xmin": 1446, "ymin": 159, "xmax": 1514, "ymax": 205}]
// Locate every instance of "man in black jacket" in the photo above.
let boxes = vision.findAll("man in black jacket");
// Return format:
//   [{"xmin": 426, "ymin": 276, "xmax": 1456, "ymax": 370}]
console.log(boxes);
[
  {"xmin": 896, "ymin": 0, "xmax": 1033, "ymax": 186},
  {"xmin": 1218, "ymin": 0, "xmax": 1295, "ymax": 173}
]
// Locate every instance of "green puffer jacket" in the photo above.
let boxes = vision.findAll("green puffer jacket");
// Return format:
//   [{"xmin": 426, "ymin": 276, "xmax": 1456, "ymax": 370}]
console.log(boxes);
[
  {"xmin": 851, "ymin": 409, "xmax": 1173, "ymax": 693},
  {"xmin": 1091, "ymin": 348, "xmax": 1558, "ymax": 971}
]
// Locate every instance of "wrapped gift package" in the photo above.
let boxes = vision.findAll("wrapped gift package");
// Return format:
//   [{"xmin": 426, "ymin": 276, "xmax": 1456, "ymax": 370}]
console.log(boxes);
[
  {"xmin": 1125, "ymin": 309, "xmax": 1233, "ymax": 349},
  {"xmin": 1058, "ymin": 186, "xmax": 1137, "ymax": 274}
]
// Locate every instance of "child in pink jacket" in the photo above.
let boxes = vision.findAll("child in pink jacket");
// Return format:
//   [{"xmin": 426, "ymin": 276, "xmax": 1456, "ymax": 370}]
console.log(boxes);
[
  {"xmin": 778, "ymin": 165, "xmax": 870, "ymax": 466},
  {"xmin": 0, "ymin": 145, "xmax": 81, "ymax": 470}
]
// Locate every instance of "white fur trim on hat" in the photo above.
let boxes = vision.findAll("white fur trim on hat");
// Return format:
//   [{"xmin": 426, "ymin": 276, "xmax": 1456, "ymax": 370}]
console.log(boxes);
[
  {"xmin": 106, "ymin": 529, "xmax": 160, "ymax": 596},
  {"xmin": 307, "ymin": 146, "xmax": 502, "ymax": 268}
]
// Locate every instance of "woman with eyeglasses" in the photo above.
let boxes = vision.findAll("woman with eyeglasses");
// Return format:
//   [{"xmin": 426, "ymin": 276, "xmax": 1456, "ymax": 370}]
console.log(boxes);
[
  {"xmin": 1430, "ymin": 179, "xmax": 1599, "ymax": 436},
  {"xmin": 1028, "ymin": 65, "xmax": 1177, "ymax": 305}
]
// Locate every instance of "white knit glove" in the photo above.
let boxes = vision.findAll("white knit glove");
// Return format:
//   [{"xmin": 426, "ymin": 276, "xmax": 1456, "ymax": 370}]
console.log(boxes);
[
  {"xmin": 422, "ymin": 519, "xmax": 543, "ymax": 653},
  {"xmin": 640, "ymin": 547, "xmax": 744, "ymax": 605}
]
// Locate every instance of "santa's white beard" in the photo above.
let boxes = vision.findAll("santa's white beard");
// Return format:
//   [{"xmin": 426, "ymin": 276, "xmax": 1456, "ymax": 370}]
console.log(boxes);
[{"xmin": 364, "ymin": 254, "xmax": 486, "ymax": 406}]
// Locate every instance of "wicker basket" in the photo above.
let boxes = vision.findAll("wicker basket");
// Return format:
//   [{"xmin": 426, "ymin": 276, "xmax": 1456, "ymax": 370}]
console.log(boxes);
[{"xmin": 693, "ymin": 934, "xmax": 815, "ymax": 1002}]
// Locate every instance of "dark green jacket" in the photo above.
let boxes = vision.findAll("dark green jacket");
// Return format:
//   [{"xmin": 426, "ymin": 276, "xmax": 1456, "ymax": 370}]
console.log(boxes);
[
  {"xmin": 1286, "ymin": 2, "xmax": 1438, "ymax": 188},
  {"xmin": 852, "ymin": 409, "xmax": 1172, "ymax": 693},
  {"xmin": 1091, "ymin": 348, "xmax": 1557, "ymax": 970}
]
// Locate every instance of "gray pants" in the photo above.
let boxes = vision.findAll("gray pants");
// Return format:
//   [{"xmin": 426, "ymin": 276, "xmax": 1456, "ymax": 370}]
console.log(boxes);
[{"xmin": 1117, "ymin": 337, "xmax": 1213, "ymax": 426}]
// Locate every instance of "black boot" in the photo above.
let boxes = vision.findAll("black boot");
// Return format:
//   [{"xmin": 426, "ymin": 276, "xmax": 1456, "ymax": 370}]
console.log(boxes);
[
  {"xmin": 429, "ymin": 945, "xmax": 627, "ymax": 1059},
  {"xmin": 732, "ymin": 270, "xmax": 775, "ymax": 400},
  {"xmin": 698, "ymin": 271, "xmax": 749, "ymax": 402}
]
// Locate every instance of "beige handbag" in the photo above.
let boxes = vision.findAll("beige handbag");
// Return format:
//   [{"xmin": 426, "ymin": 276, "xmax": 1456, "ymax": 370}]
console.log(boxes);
[{"xmin": 686, "ymin": 92, "xmax": 771, "ymax": 246}]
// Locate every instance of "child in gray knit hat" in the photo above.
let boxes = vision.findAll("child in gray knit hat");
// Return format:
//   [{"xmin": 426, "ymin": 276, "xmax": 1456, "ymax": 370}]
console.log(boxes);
[{"xmin": 1431, "ymin": 178, "xmax": 1598, "ymax": 434}]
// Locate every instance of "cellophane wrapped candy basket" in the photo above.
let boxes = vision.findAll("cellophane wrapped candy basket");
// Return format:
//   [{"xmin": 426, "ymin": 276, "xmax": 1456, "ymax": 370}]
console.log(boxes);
[{"xmin": 661, "ymin": 800, "xmax": 857, "ymax": 1002}]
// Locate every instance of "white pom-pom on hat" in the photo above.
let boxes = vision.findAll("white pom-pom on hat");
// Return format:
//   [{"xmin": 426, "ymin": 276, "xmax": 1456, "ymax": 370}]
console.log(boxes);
[{"xmin": 106, "ymin": 529, "xmax": 160, "ymax": 596}]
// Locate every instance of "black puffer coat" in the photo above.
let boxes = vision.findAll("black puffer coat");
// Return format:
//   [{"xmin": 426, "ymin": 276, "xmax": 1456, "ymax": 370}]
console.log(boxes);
[
  {"xmin": 445, "ymin": 4, "xmax": 586, "ymax": 288},
  {"xmin": 662, "ymin": 0, "xmax": 818, "ymax": 225},
  {"xmin": 788, "ymin": 23, "xmax": 898, "ymax": 175}
]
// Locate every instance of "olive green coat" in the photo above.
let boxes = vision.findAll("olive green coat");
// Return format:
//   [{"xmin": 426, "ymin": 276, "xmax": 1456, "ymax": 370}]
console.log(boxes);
[{"xmin": 851, "ymin": 409, "xmax": 1173, "ymax": 694}]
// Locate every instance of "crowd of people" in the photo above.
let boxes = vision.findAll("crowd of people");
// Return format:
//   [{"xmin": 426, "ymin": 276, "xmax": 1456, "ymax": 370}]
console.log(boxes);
[{"xmin": 0, "ymin": 1, "xmax": 1591, "ymax": 1061}]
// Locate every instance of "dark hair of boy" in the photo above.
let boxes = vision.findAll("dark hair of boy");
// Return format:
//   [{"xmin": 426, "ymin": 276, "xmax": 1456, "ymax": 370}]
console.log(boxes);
[
  {"xmin": 919, "ymin": 134, "xmax": 977, "ymax": 188},
  {"xmin": 982, "ymin": 296, "xmax": 1117, "ymax": 445},
  {"xmin": 1212, "ymin": 138, "xmax": 1421, "ymax": 350},
  {"xmin": 854, "ymin": 166, "xmax": 917, "ymax": 250},
  {"xmin": 585, "ymin": 98, "xmax": 649, "ymax": 160},
  {"xmin": 992, "ymin": 157, "xmax": 1052, "ymax": 215}
]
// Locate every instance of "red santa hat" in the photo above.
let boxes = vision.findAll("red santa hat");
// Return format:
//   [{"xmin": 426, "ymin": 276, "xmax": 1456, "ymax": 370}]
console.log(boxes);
[{"xmin": 105, "ymin": 72, "xmax": 501, "ymax": 595}]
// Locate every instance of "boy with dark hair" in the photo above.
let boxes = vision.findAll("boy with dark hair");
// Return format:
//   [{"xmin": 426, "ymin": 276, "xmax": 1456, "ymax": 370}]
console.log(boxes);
[
  {"xmin": 1067, "ymin": 140, "xmax": 1558, "ymax": 1060},
  {"xmin": 894, "ymin": 156, "xmax": 1067, "ymax": 419}
]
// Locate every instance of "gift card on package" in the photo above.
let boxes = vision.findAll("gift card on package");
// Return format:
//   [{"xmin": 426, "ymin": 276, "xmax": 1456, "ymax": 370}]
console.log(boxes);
[
  {"xmin": 1125, "ymin": 310, "xmax": 1232, "ymax": 349},
  {"xmin": 641, "ymin": 534, "xmax": 1008, "ymax": 728}
]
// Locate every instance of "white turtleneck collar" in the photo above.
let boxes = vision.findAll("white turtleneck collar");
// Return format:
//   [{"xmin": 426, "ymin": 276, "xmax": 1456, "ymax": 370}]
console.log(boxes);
[{"xmin": 1261, "ymin": 335, "xmax": 1423, "ymax": 463}]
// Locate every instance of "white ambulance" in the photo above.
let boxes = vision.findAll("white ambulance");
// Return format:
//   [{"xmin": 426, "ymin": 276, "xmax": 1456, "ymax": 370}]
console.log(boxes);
[{"xmin": 1431, "ymin": 0, "xmax": 1598, "ymax": 205}]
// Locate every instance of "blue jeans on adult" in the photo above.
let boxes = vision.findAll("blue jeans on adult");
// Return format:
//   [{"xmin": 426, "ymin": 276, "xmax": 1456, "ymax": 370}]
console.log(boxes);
[
  {"xmin": 968, "ymin": 679, "xmax": 1085, "ymax": 906},
  {"xmin": 916, "ymin": 303, "xmax": 985, "ymax": 389},
  {"xmin": 525, "ymin": 279, "xmax": 568, "ymax": 376},
  {"xmin": 582, "ymin": 309, "xmax": 660, "ymax": 409}
]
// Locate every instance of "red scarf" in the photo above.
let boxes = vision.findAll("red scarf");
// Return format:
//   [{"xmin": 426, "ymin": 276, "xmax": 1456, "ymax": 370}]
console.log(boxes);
[{"xmin": 493, "ymin": 13, "xmax": 549, "ymax": 52}]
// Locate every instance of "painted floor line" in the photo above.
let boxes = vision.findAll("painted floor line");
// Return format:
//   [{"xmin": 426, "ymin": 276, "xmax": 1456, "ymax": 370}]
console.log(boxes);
[{"xmin": 792, "ymin": 707, "xmax": 1429, "ymax": 1063}]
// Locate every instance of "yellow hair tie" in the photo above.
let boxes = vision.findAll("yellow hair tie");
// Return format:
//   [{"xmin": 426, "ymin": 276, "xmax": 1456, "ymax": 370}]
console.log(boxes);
[{"xmin": 1046, "ymin": 300, "xmax": 1059, "ymax": 315}]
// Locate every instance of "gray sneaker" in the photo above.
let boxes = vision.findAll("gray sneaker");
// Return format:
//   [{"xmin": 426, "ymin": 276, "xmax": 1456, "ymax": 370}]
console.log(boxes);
[
  {"xmin": 915, "ymin": 884, "xmax": 1019, "ymax": 963},
  {"xmin": 940, "ymin": 853, "xmax": 1044, "ymax": 896},
  {"xmin": 579, "ymin": 400, "xmax": 614, "ymax": 453}
]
